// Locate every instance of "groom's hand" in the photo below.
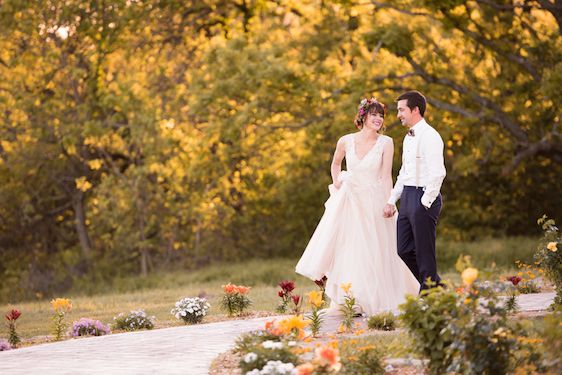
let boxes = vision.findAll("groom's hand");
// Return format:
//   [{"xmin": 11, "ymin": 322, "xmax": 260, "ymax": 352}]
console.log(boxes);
[{"xmin": 383, "ymin": 203, "xmax": 396, "ymax": 218}]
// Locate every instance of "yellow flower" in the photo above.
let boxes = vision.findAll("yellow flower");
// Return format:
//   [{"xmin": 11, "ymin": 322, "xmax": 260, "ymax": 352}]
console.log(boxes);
[
  {"xmin": 337, "ymin": 323, "xmax": 347, "ymax": 333},
  {"xmin": 51, "ymin": 298, "xmax": 72, "ymax": 312},
  {"xmin": 341, "ymin": 283, "xmax": 352, "ymax": 294},
  {"xmin": 461, "ymin": 267, "xmax": 478, "ymax": 286},
  {"xmin": 547, "ymin": 242, "xmax": 558, "ymax": 252},
  {"xmin": 306, "ymin": 291, "xmax": 324, "ymax": 309},
  {"xmin": 464, "ymin": 298, "xmax": 472, "ymax": 305},
  {"xmin": 278, "ymin": 315, "xmax": 309, "ymax": 336}
]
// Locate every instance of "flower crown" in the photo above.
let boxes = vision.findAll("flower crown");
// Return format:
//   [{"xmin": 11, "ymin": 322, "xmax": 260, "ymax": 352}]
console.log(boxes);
[{"xmin": 358, "ymin": 97, "xmax": 379, "ymax": 116}]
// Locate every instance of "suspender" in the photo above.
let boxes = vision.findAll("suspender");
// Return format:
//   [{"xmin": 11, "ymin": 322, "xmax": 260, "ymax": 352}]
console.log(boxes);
[{"xmin": 415, "ymin": 129, "xmax": 427, "ymax": 188}]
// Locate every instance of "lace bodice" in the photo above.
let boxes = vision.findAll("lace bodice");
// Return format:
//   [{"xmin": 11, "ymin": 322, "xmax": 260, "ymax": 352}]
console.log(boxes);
[{"xmin": 340, "ymin": 133, "xmax": 390, "ymax": 188}]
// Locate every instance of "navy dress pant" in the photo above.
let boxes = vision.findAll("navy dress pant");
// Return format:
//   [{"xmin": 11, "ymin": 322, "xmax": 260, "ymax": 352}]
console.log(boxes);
[{"xmin": 397, "ymin": 186, "xmax": 442, "ymax": 291}]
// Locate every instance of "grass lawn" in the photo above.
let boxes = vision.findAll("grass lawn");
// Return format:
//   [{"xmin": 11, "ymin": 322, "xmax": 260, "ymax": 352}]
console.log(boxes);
[{"xmin": 1, "ymin": 236, "xmax": 540, "ymax": 342}]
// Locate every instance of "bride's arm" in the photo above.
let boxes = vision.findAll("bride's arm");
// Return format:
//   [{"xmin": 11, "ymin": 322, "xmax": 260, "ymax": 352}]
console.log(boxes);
[
  {"xmin": 330, "ymin": 137, "xmax": 346, "ymax": 189},
  {"xmin": 381, "ymin": 138, "xmax": 394, "ymax": 194}
]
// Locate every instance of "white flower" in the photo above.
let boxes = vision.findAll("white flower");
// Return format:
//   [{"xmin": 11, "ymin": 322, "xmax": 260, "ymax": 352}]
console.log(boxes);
[
  {"xmin": 262, "ymin": 340, "xmax": 284, "ymax": 350},
  {"xmin": 287, "ymin": 341, "xmax": 297, "ymax": 347},
  {"xmin": 180, "ymin": 311, "xmax": 187, "ymax": 317},
  {"xmin": 244, "ymin": 352, "xmax": 258, "ymax": 363},
  {"xmin": 245, "ymin": 370, "xmax": 261, "ymax": 375}
]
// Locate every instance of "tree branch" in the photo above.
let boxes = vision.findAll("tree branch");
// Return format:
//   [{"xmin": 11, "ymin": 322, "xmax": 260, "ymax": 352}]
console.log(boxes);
[
  {"xmin": 503, "ymin": 135, "xmax": 562, "ymax": 174},
  {"xmin": 405, "ymin": 56, "xmax": 528, "ymax": 143},
  {"xmin": 368, "ymin": 1, "xmax": 438, "ymax": 20}
]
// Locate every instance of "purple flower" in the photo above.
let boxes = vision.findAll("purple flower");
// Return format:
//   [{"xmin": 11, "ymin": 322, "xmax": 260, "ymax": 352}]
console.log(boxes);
[
  {"xmin": 0, "ymin": 339, "xmax": 11, "ymax": 351},
  {"xmin": 71, "ymin": 318, "xmax": 111, "ymax": 337}
]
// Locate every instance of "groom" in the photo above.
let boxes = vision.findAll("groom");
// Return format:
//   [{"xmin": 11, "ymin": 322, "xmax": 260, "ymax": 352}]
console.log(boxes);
[{"xmin": 383, "ymin": 91, "xmax": 446, "ymax": 291}]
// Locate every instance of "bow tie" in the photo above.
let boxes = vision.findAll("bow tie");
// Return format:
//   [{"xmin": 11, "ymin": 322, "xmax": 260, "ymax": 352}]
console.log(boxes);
[{"xmin": 407, "ymin": 129, "xmax": 415, "ymax": 137}]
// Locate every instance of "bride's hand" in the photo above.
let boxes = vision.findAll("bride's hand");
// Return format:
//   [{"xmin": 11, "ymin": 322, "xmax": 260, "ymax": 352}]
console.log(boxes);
[
  {"xmin": 334, "ymin": 180, "xmax": 342, "ymax": 190},
  {"xmin": 383, "ymin": 203, "xmax": 396, "ymax": 218}
]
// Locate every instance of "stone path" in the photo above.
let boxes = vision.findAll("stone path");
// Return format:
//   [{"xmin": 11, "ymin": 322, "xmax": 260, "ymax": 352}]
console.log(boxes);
[{"xmin": 0, "ymin": 292, "xmax": 554, "ymax": 375}]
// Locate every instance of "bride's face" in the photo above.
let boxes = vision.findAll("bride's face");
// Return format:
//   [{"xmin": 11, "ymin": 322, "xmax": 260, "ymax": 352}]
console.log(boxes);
[{"xmin": 364, "ymin": 112, "xmax": 384, "ymax": 132}]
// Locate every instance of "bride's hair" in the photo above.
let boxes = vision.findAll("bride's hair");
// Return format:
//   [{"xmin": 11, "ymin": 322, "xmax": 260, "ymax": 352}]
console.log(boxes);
[{"xmin": 354, "ymin": 98, "xmax": 387, "ymax": 131}]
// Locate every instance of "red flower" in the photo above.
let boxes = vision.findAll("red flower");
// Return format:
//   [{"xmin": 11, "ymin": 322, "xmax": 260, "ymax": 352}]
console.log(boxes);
[
  {"xmin": 507, "ymin": 276, "xmax": 522, "ymax": 286},
  {"xmin": 279, "ymin": 280, "xmax": 295, "ymax": 293},
  {"xmin": 292, "ymin": 295, "xmax": 301, "ymax": 305},
  {"xmin": 314, "ymin": 276, "xmax": 327, "ymax": 288},
  {"xmin": 278, "ymin": 290, "xmax": 285, "ymax": 298},
  {"xmin": 5, "ymin": 309, "xmax": 21, "ymax": 321}
]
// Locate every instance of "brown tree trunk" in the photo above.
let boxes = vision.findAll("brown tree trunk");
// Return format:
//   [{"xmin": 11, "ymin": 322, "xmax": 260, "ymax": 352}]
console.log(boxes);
[
  {"xmin": 137, "ymin": 181, "xmax": 148, "ymax": 278},
  {"xmin": 72, "ymin": 190, "xmax": 92, "ymax": 258}
]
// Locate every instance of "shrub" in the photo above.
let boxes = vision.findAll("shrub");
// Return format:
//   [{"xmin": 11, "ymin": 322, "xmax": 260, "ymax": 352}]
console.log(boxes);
[
  {"xmin": 221, "ymin": 283, "xmax": 251, "ymax": 317},
  {"xmin": 540, "ymin": 308, "xmax": 562, "ymax": 372},
  {"xmin": 171, "ymin": 297, "xmax": 210, "ymax": 324},
  {"xmin": 367, "ymin": 311, "xmax": 396, "ymax": 331},
  {"xmin": 71, "ymin": 318, "xmax": 111, "ymax": 337},
  {"xmin": 341, "ymin": 344, "xmax": 383, "ymax": 375},
  {"xmin": 400, "ymin": 285, "xmax": 457, "ymax": 374},
  {"xmin": 535, "ymin": 216, "xmax": 562, "ymax": 307},
  {"xmin": 401, "ymin": 272, "xmax": 536, "ymax": 375},
  {"xmin": 235, "ymin": 332, "xmax": 299, "ymax": 373},
  {"xmin": 235, "ymin": 330, "xmax": 282, "ymax": 354},
  {"xmin": 113, "ymin": 310, "xmax": 155, "ymax": 331}
]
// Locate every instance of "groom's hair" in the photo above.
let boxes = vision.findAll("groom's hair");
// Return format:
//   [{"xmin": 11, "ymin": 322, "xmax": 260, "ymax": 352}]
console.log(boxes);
[{"xmin": 397, "ymin": 91, "xmax": 426, "ymax": 117}]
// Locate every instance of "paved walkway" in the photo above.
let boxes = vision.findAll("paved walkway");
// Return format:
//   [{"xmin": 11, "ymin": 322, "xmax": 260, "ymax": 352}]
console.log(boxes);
[{"xmin": 0, "ymin": 292, "xmax": 555, "ymax": 375}]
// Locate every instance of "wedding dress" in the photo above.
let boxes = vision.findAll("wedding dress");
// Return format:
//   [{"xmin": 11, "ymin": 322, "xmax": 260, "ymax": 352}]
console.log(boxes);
[{"xmin": 295, "ymin": 133, "xmax": 419, "ymax": 315}]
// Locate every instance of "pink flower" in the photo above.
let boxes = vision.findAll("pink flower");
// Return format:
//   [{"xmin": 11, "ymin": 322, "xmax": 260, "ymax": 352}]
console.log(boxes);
[{"xmin": 292, "ymin": 295, "xmax": 301, "ymax": 306}]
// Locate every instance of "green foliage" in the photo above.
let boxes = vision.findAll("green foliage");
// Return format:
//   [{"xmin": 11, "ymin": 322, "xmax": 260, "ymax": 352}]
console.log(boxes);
[
  {"xmin": 340, "ymin": 345, "xmax": 384, "ymax": 375},
  {"xmin": 339, "ymin": 285, "xmax": 356, "ymax": 331},
  {"xmin": 400, "ymin": 277, "xmax": 543, "ymax": 374},
  {"xmin": 540, "ymin": 308, "xmax": 562, "ymax": 372},
  {"xmin": 220, "ymin": 291, "xmax": 252, "ymax": 317},
  {"xmin": 400, "ymin": 287, "xmax": 457, "ymax": 374},
  {"xmin": 0, "ymin": 0, "xmax": 560, "ymax": 298},
  {"xmin": 535, "ymin": 216, "xmax": 562, "ymax": 307},
  {"xmin": 367, "ymin": 311, "xmax": 396, "ymax": 331}
]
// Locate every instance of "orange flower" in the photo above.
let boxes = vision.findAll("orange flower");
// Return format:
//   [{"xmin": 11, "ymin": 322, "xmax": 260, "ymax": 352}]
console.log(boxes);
[
  {"xmin": 236, "ymin": 286, "xmax": 251, "ymax": 294},
  {"xmin": 222, "ymin": 283, "xmax": 251, "ymax": 295},
  {"xmin": 222, "ymin": 283, "xmax": 237, "ymax": 294},
  {"xmin": 264, "ymin": 319, "xmax": 283, "ymax": 336},
  {"xmin": 296, "ymin": 363, "xmax": 314, "ymax": 375},
  {"xmin": 315, "ymin": 346, "xmax": 342, "ymax": 371}
]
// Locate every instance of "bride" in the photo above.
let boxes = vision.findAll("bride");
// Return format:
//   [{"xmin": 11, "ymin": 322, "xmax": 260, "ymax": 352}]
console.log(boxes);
[{"xmin": 295, "ymin": 98, "xmax": 419, "ymax": 315}]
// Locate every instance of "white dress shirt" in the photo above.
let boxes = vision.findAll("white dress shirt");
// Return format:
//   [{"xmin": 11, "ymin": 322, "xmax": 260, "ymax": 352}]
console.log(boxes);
[{"xmin": 387, "ymin": 119, "xmax": 446, "ymax": 208}]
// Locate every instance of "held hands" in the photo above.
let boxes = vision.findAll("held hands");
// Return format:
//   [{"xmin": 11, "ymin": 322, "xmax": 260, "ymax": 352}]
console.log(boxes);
[{"xmin": 383, "ymin": 203, "xmax": 396, "ymax": 218}]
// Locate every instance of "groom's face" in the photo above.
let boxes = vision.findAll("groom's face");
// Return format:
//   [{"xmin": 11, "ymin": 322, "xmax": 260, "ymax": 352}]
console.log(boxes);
[{"xmin": 397, "ymin": 99, "xmax": 413, "ymax": 127}]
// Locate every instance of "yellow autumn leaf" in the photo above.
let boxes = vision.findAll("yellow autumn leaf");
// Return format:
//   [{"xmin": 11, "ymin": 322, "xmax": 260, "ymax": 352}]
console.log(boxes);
[
  {"xmin": 88, "ymin": 159, "xmax": 103, "ymax": 170},
  {"xmin": 75, "ymin": 177, "xmax": 92, "ymax": 192}
]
